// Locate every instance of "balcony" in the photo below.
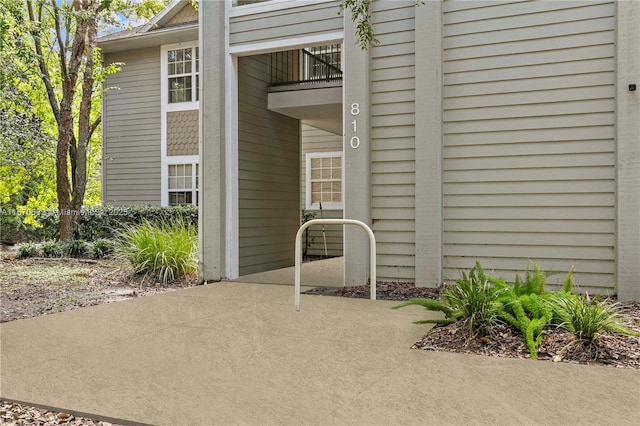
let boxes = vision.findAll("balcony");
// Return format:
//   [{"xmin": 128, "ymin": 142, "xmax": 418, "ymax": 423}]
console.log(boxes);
[
  {"xmin": 267, "ymin": 44, "xmax": 342, "ymax": 134},
  {"xmin": 233, "ymin": 0, "xmax": 270, "ymax": 6}
]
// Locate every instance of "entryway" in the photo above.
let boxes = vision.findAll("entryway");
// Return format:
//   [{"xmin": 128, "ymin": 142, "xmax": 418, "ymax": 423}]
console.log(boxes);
[{"xmin": 232, "ymin": 256, "xmax": 343, "ymax": 287}]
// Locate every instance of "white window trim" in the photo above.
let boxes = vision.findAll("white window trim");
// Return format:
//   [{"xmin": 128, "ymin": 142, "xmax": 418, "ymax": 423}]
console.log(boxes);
[
  {"xmin": 161, "ymin": 41, "xmax": 200, "ymax": 112},
  {"xmin": 230, "ymin": 0, "xmax": 335, "ymax": 17},
  {"xmin": 305, "ymin": 151, "xmax": 343, "ymax": 210},
  {"xmin": 161, "ymin": 40, "xmax": 199, "ymax": 207},
  {"xmin": 165, "ymin": 155, "xmax": 199, "ymax": 206}
]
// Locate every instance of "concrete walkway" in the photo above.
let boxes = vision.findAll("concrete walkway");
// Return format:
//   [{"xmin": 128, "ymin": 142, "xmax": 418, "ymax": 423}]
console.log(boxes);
[
  {"xmin": 1, "ymin": 281, "xmax": 639, "ymax": 426},
  {"xmin": 234, "ymin": 256, "xmax": 344, "ymax": 287}
]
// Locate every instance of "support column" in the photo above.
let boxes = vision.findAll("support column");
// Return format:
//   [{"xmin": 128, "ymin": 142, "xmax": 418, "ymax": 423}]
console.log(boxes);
[
  {"xmin": 198, "ymin": 0, "xmax": 226, "ymax": 282},
  {"xmin": 343, "ymin": 12, "xmax": 371, "ymax": 286},
  {"xmin": 615, "ymin": 0, "xmax": 640, "ymax": 301},
  {"xmin": 415, "ymin": 0, "xmax": 443, "ymax": 287}
]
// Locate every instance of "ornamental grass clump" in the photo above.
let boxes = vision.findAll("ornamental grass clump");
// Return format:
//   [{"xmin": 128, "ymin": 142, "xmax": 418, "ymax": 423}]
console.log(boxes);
[
  {"xmin": 117, "ymin": 219, "xmax": 197, "ymax": 284},
  {"xmin": 392, "ymin": 261, "xmax": 506, "ymax": 336},
  {"xmin": 545, "ymin": 292, "xmax": 639, "ymax": 343}
]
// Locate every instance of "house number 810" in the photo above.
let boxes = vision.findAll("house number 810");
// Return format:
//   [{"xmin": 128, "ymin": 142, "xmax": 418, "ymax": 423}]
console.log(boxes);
[{"xmin": 350, "ymin": 103, "xmax": 360, "ymax": 149}]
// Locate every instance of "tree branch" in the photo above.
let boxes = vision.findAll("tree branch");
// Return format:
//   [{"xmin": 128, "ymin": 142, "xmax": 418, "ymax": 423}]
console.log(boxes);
[
  {"xmin": 50, "ymin": 0, "xmax": 68, "ymax": 84},
  {"xmin": 89, "ymin": 116, "xmax": 101, "ymax": 141},
  {"xmin": 25, "ymin": 0, "xmax": 61, "ymax": 124}
]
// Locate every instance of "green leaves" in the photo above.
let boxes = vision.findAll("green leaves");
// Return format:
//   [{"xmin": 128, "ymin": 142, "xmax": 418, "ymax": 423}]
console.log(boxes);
[
  {"xmin": 394, "ymin": 260, "xmax": 638, "ymax": 360},
  {"xmin": 498, "ymin": 293, "xmax": 553, "ymax": 358},
  {"xmin": 393, "ymin": 262, "xmax": 505, "ymax": 335},
  {"xmin": 339, "ymin": 0, "xmax": 378, "ymax": 50},
  {"xmin": 545, "ymin": 292, "xmax": 639, "ymax": 343},
  {"xmin": 116, "ymin": 219, "xmax": 197, "ymax": 284}
]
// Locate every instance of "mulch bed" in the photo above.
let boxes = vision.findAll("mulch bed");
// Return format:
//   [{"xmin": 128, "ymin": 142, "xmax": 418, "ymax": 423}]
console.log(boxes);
[{"xmin": 305, "ymin": 282, "xmax": 640, "ymax": 369}]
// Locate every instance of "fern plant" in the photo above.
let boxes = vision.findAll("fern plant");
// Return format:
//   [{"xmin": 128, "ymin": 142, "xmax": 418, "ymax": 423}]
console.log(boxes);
[{"xmin": 497, "ymin": 292, "xmax": 553, "ymax": 359}]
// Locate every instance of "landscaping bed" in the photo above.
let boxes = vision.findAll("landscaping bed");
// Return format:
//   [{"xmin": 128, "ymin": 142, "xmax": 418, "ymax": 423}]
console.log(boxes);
[{"xmin": 307, "ymin": 281, "xmax": 640, "ymax": 369}]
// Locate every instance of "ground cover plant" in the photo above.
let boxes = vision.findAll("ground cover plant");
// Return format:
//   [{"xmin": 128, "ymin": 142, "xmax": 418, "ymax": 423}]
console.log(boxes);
[
  {"xmin": 393, "ymin": 261, "xmax": 639, "ymax": 360},
  {"xmin": 15, "ymin": 239, "xmax": 117, "ymax": 260}
]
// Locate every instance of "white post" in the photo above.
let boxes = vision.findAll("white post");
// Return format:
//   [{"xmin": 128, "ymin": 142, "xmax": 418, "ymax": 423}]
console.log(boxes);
[{"xmin": 295, "ymin": 219, "xmax": 376, "ymax": 310}]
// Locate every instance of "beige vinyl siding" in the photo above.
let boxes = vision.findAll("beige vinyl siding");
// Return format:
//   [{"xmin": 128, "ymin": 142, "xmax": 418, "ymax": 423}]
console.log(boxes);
[
  {"xmin": 370, "ymin": 1, "xmax": 416, "ymax": 281},
  {"xmin": 103, "ymin": 47, "xmax": 161, "ymax": 205},
  {"xmin": 167, "ymin": 110, "xmax": 199, "ymax": 156},
  {"xmin": 238, "ymin": 55, "xmax": 300, "ymax": 275},
  {"xmin": 301, "ymin": 123, "xmax": 343, "ymax": 257},
  {"xmin": 442, "ymin": 0, "xmax": 616, "ymax": 290},
  {"xmin": 229, "ymin": 1, "xmax": 342, "ymax": 47}
]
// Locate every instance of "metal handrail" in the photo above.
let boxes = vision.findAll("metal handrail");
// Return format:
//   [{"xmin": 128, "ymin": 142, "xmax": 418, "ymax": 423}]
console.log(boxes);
[
  {"xmin": 301, "ymin": 48, "xmax": 343, "ymax": 80},
  {"xmin": 268, "ymin": 44, "xmax": 341, "ymax": 87},
  {"xmin": 294, "ymin": 219, "xmax": 376, "ymax": 311}
]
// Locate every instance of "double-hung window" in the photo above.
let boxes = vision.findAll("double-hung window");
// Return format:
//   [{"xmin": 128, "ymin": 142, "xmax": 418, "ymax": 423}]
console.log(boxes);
[
  {"xmin": 305, "ymin": 152, "xmax": 342, "ymax": 210},
  {"xmin": 168, "ymin": 163, "xmax": 199, "ymax": 206},
  {"xmin": 167, "ymin": 46, "xmax": 199, "ymax": 104}
]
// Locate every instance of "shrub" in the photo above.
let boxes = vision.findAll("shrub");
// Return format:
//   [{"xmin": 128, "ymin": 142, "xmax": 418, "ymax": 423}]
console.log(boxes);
[
  {"xmin": 4, "ymin": 205, "xmax": 198, "ymax": 244},
  {"xmin": 117, "ymin": 219, "xmax": 197, "ymax": 284},
  {"xmin": 91, "ymin": 239, "xmax": 115, "ymax": 259},
  {"xmin": 41, "ymin": 240, "xmax": 63, "ymax": 258},
  {"xmin": 76, "ymin": 205, "xmax": 198, "ymax": 241},
  {"xmin": 17, "ymin": 243, "xmax": 38, "ymax": 258},
  {"xmin": 393, "ymin": 261, "xmax": 507, "ymax": 336},
  {"xmin": 62, "ymin": 239, "xmax": 90, "ymax": 258},
  {"xmin": 545, "ymin": 292, "xmax": 639, "ymax": 343}
]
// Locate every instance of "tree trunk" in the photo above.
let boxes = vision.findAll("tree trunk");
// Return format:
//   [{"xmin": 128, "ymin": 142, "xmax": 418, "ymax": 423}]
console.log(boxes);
[
  {"xmin": 26, "ymin": 0, "xmax": 111, "ymax": 240},
  {"xmin": 56, "ymin": 4, "xmax": 93, "ymax": 240}
]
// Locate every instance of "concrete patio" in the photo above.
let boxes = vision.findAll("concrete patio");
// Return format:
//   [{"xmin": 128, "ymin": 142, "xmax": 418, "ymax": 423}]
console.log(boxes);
[{"xmin": 1, "ymin": 273, "xmax": 639, "ymax": 425}]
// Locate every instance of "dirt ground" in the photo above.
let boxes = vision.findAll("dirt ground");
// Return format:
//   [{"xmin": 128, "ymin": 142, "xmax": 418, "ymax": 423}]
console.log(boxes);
[{"xmin": 0, "ymin": 256, "xmax": 197, "ymax": 323}]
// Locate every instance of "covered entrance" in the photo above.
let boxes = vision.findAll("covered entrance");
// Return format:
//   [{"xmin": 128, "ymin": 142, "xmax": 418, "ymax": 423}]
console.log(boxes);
[{"xmin": 234, "ymin": 44, "xmax": 344, "ymax": 278}]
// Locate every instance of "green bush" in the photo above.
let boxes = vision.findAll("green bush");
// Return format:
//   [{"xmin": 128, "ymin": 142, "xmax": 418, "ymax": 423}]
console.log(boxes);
[
  {"xmin": 117, "ymin": 219, "xmax": 197, "ymax": 284},
  {"xmin": 1, "ymin": 206, "xmax": 39, "ymax": 244},
  {"xmin": 393, "ymin": 262, "xmax": 507, "ymax": 336},
  {"xmin": 17, "ymin": 243, "xmax": 38, "ymax": 258},
  {"xmin": 545, "ymin": 292, "xmax": 639, "ymax": 343},
  {"xmin": 92, "ymin": 239, "xmax": 115, "ymax": 259},
  {"xmin": 75, "ymin": 205, "xmax": 198, "ymax": 241},
  {"xmin": 62, "ymin": 239, "xmax": 90, "ymax": 258},
  {"xmin": 3, "ymin": 205, "xmax": 198, "ymax": 244},
  {"xmin": 41, "ymin": 240, "xmax": 63, "ymax": 258}
]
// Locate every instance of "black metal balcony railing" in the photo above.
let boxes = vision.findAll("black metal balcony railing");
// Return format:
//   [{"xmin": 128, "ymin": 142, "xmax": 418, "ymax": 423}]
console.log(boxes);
[
  {"xmin": 269, "ymin": 44, "xmax": 342, "ymax": 87},
  {"xmin": 233, "ymin": 0, "xmax": 269, "ymax": 6}
]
